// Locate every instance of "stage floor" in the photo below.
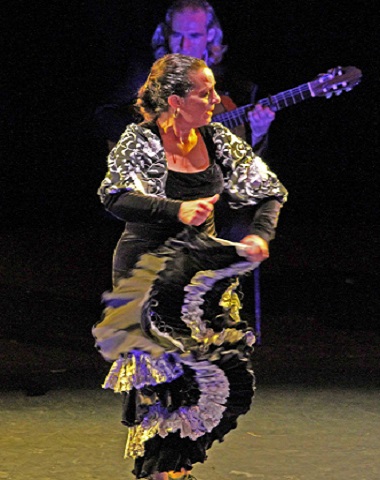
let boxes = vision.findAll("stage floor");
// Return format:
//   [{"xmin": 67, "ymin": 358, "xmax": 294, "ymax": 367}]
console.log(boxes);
[{"xmin": 1, "ymin": 383, "xmax": 379, "ymax": 480}]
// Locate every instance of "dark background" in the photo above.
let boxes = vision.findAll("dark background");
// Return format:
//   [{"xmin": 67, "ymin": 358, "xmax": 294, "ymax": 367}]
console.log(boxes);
[{"xmin": 1, "ymin": 0, "xmax": 379, "ymax": 348}]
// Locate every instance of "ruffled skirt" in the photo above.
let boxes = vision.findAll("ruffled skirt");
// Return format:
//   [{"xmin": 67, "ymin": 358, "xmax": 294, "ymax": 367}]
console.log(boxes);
[{"xmin": 92, "ymin": 228, "xmax": 258, "ymax": 478}]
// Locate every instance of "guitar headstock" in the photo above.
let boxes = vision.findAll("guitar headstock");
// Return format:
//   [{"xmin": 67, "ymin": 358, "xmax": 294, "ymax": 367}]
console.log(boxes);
[{"xmin": 310, "ymin": 66, "xmax": 362, "ymax": 98}]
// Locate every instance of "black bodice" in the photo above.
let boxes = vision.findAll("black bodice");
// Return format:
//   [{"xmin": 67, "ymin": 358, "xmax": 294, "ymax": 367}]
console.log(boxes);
[{"xmin": 165, "ymin": 162, "xmax": 224, "ymax": 201}]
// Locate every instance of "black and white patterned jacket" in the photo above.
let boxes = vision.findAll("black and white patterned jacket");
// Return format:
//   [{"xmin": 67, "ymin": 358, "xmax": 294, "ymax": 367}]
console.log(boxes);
[
  {"xmin": 98, "ymin": 122, "xmax": 287, "ymax": 241},
  {"xmin": 99, "ymin": 122, "xmax": 286, "ymax": 206}
]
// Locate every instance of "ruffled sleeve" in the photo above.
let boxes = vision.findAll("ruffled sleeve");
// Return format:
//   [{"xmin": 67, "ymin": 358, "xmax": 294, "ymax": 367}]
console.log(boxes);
[
  {"xmin": 211, "ymin": 123, "xmax": 288, "ymax": 208},
  {"xmin": 98, "ymin": 123, "xmax": 168, "ymax": 202},
  {"xmin": 97, "ymin": 124, "xmax": 181, "ymax": 223}
]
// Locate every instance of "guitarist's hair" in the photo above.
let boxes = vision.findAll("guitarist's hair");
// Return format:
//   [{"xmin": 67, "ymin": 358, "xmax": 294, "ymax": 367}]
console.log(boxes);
[{"xmin": 152, "ymin": 0, "xmax": 228, "ymax": 67}]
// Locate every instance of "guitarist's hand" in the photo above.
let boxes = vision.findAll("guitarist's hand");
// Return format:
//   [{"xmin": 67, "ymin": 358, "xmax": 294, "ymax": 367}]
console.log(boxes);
[{"xmin": 248, "ymin": 104, "xmax": 275, "ymax": 147}]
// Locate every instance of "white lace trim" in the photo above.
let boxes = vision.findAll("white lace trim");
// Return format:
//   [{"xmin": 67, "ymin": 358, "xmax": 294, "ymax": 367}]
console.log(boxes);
[
  {"xmin": 140, "ymin": 355, "xmax": 229, "ymax": 441},
  {"xmin": 103, "ymin": 351, "xmax": 183, "ymax": 391},
  {"xmin": 103, "ymin": 351, "xmax": 229, "ymax": 442},
  {"xmin": 181, "ymin": 260, "xmax": 256, "ymax": 346}
]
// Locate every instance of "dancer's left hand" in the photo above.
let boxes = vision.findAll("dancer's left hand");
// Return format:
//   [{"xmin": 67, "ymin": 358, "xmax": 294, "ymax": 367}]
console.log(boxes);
[{"xmin": 240, "ymin": 235, "xmax": 269, "ymax": 263}]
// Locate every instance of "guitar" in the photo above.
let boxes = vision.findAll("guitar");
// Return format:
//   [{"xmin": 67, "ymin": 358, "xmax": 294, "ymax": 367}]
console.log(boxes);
[{"xmin": 212, "ymin": 66, "xmax": 362, "ymax": 129}]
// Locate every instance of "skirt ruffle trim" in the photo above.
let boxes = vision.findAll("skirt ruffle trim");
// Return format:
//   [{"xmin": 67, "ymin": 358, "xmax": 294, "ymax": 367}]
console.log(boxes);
[
  {"xmin": 103, "ymin": 351, "xmax": 184, "ymax": 391},
  {"xmin": 95, "ymin": 229, "xmax": 258, "ymax": 470},
  {"xmin": 125, "ymin": 354, "xmax": 229, "ymax": 458},
  {"xmin": 181, "ymin": 266, "xmax": 256, "ymax": 349}
]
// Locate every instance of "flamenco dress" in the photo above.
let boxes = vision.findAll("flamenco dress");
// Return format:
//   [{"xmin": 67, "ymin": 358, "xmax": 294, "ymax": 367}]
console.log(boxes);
[{"xmin": 92, "ymin": 161, "xmax": 259, "ymax": 478}]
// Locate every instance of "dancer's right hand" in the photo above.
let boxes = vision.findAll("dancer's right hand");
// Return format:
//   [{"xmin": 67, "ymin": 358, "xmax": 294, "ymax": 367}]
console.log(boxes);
[{"xmin": 178, "ymin": 194, "xmax": 219, "ymax": 226}]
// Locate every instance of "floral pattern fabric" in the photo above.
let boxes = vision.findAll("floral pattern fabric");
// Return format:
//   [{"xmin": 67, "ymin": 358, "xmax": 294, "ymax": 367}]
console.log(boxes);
[{"xmin": 98, "ymin": 122, "xmax": 287, "ymax": 208}]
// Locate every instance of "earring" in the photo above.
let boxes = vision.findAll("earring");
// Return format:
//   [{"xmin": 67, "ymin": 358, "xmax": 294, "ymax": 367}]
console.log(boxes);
[{"xmin": 174, "ymin": 107, "xmax": 180, "ymax": 118}]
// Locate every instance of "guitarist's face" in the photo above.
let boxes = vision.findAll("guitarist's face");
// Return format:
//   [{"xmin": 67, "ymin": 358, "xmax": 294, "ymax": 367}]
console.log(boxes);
[{"xmin": 169, "ymin": 8, "xmax": 215, "ymax": 62}]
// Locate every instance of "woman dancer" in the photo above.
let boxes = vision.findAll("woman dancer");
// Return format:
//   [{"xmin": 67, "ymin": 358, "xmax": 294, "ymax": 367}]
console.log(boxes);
[{"xmin": 93, "ymin": 53, "xmax": 287, "ymax": 479}]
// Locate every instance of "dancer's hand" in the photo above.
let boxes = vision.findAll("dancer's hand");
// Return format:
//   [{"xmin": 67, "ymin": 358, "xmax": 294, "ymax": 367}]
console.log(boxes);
[
  {"xmin": 178, "ymin": 194, "xmax": 219, "ymax": 226},
  {"xmin": 240, "ymin": 234, "xmax": 269, "ymax": 263}
]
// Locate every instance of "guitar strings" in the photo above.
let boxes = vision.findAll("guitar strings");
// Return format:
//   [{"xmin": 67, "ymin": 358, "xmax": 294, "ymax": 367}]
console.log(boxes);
[{"xmin": 213, "ymin": 83, "xmax": 312, "ymax": 128}]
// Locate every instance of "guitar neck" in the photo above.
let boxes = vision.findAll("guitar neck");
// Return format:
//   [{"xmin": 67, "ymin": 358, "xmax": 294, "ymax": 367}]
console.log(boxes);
[{"xmin": 213, "ymin": 82, "xmax": 313, "ymax": 129}]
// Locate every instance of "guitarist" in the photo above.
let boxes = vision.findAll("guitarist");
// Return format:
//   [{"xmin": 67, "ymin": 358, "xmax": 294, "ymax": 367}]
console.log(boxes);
[
  {"xmin": 94, "ymin": 0, "xmax": 276, "ymax": 157},
  {"xmin": 152, "ymin": 0, "xmax": 275, "ymax": 155}
]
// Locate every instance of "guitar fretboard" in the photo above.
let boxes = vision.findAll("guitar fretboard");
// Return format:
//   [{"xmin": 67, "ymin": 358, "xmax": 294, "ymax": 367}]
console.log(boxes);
[{"xmin": 213, "ymin": 82, "xmax": 313, "ymax": 130}]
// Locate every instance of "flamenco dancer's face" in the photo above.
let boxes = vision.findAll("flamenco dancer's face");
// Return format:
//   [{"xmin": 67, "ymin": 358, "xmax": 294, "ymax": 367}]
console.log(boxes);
[{"xmin": 178, "ymin": 67, "xmax": 220, "ymax": 128}]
